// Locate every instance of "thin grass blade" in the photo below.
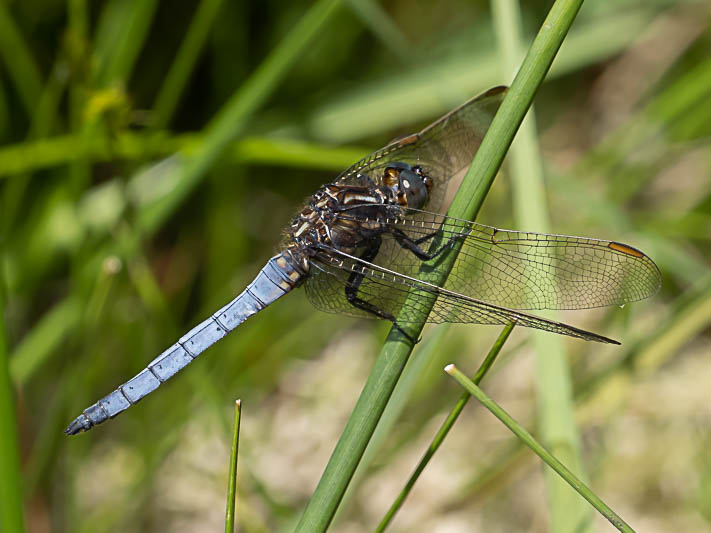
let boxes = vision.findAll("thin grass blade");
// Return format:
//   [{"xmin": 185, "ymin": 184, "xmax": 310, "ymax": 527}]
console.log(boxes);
[
  {"xmin": 0, "ymin": 3, "xmax": 42, "ymax": 115},
  {"xmin": 376, "ymin": 323, "xmax": 515, "ymax": 532},
  {"xmin": 225, "ymin": 399, "xmax": 242, "ymax": 533},
  {"xmin": 93, "ymin": 0, "xmax": 160, "ymax": 86},
  {"xmin": 445, "ymin": 365, "xmax": 635, "ymax": 533},
  {"xmin": 0, "ymin": 258, "xmax": 26, "ymax": 533},
  {"xmin": 153, "ymin": 0, "xmax": 227, "ymax": 128}
]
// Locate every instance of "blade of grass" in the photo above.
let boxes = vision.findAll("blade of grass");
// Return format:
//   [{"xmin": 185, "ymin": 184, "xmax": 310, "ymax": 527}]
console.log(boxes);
[
  {"xmin": 0, "ymin": 3, "xmax": 43, "ymax": 115},
  {"xmin": 93, "ymin": 0, "xmax": 160, "ymax": 86},
  {"xmin": 295, "ymin": 2, "xmax": 585, "ymax": 530},
  {"xmin": 376, "ymin": 323, "xmax": 515, "ymax": 532},
  {"xmin": 9, "ymin": 296, "xmax": 83, "ymax": 385},
  {"xmin": 153, "ymin": 0, "xmax": 227, "ymax": 128},
  {"xmin": 568, "ymin": 53, "xmax": 711, "ymax": 199},
  {"xmin": 343, "ymin": 0, "xmax": 412, "ymax": 64},
  {"xmin": 23, "ymin": 253, "xmax": 122, "ymax": 494},
  {"xmin": 0, "ymin": 133, "xmax": 368, "ymax": 178},
  {"xmin": 137, "ymin": 0, "xmax": 341, "ymax": 235},
  {"xmin": 635, "ymin": 283, "xmax": 711, "ymax": 373},
  {"xmin": 445, "ymin": 364, "xmax": 635, "ymax": 533},
  {"xmin": 436, "ymin": 268, "xmax": 708, "ymax": 511},
  {"xmin": 307, "ymin": 6, "xmax": 657, "ymax": 143},
  {"xmin": 68, "ymin": 0, "xmax": 89, "ymax": 43},
  {"xmin": 492, "ymin": 1, "xmax": 593, "ymax": 531},
  {"xmin": 66, "ymin": 0, "xmax": 91, "ymax": 199},
  {"xmin": 2, "ymin": 60, "xmax": 68, "ymax": 232},
  {"xmin": 69, "ymin": 0, "xmax": 158, "ymax": 195},
  {"xmin": 225, "ymin": 399, "xmax": 242, "ymax": 533},
  {"xmin": 0, "ymin": 257, "xmax": 26, "ymax": 533}
]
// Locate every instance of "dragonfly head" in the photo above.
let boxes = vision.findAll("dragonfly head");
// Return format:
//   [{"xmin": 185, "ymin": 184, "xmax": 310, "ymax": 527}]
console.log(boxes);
[{"xmin": 384, "ymin": 163, "xmax": 431, "ymax": 210}]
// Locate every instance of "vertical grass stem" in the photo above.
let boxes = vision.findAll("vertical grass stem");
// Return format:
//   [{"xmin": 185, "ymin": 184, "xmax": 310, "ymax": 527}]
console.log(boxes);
[{"xmin": 225, "ymin": 399, "xmax": 242, "ymax": 533}]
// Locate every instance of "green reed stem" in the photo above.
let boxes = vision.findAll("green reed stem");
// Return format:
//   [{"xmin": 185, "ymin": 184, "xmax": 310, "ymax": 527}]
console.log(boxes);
[{"xmin": 376, "ymin": 323, "xmax": 515, "ymax": 532}]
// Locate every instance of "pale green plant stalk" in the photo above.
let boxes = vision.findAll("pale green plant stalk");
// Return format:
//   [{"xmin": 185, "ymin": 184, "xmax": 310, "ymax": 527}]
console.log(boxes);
[{"xmin": 491, "ymin": 0, "xmax": 592, "ymax": 530}]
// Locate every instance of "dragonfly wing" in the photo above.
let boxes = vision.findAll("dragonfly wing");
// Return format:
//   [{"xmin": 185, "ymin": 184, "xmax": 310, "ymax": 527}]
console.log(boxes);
[
  {"xmin": 305, "ymin": 247, "xmax": 619, "ymax": 344},
  {"xmin": 334, "ymin": 86, "xmax": 506, "ymax": 212},
  {"xmin": 364, "ymin": 209, "xmax": 661, "ymax": 310}
]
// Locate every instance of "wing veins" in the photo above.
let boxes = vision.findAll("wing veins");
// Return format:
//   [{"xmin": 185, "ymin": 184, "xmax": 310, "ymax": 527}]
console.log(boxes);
[{"xmin": 314, "ymin": 246, "xmax": 618, "ymax": 343}]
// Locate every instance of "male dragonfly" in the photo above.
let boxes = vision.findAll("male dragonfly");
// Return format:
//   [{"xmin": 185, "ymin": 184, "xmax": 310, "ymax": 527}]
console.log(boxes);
[{"xmin": 65, "ymin": 86, "xmax": 661, "ymax": 434}]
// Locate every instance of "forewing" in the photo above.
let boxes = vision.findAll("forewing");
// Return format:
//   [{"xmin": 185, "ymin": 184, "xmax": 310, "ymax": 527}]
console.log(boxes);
[
  {"xmin": 334, "ymin": 86, "xmax": 506, "ymax": 211},
  {"xmin": 304, "ymin": 248, "xmax": 618, "ymax": 344},
  {"xmin": 370, "ymin": 210, "xmax": 661, "ymax": 310}
]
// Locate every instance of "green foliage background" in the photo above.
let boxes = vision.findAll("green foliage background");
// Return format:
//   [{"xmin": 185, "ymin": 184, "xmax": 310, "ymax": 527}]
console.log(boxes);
[{"xmin": 1, "ymin": 0, "xmax": 710, "ymax": 531}]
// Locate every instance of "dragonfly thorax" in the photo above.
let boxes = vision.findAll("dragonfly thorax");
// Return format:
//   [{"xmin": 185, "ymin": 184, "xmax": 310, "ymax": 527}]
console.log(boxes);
[
  {"xmin": 288, "ymin": 182, "xmax": 396, "ymax": 256},
  {"xmin": 288, "ymin": 164, "xmax": 432, "ymax": 256}
]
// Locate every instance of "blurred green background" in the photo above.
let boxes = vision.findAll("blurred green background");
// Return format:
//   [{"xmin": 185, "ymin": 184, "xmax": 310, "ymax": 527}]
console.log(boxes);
[{"xmin": 1, "ymin": 0, "xmax": 710, "ymax": 531}]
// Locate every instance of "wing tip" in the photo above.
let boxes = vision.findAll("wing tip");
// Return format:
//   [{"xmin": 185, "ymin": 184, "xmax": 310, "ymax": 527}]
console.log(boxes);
[{"xmin": 587, "ymin": 331, "xmax": 621, "ymax": 345}]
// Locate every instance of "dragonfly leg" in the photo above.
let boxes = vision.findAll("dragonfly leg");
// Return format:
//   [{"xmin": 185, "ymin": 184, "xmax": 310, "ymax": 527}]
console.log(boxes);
[
  {"xmin": 344, "ymin": 236, "xmax": 418, "ymax": 343},
  {"xmin": 391, "ymin": 227, "xmax": 470, "ymax": 261}
]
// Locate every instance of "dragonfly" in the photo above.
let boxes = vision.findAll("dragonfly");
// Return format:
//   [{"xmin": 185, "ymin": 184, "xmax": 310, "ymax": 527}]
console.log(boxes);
[{"xmin": 65, "ymin": 86, "xmax": 661, "ymax": 434}]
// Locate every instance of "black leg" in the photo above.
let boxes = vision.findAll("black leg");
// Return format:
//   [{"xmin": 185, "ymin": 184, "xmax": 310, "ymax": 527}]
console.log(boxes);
[
  {"xmin": 344, "ymin": 236, "xmax": 418, "ymax": 343},
  {"xmin": 391, "ymin": 227, "xmax": 471, "ymax": 261}
]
